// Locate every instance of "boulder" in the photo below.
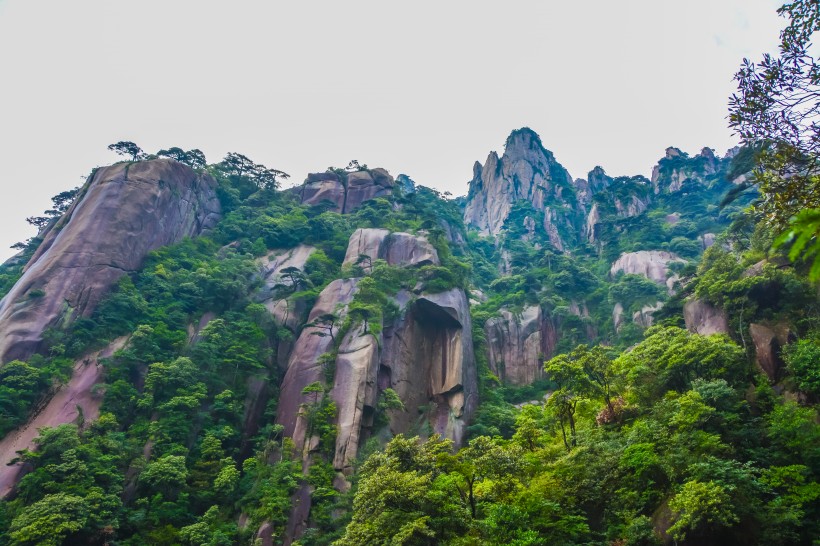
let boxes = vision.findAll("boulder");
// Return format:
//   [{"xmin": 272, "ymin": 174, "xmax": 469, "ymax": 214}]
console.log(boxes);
[
  {"xmin": 342, "ymin": 229, "xmax": 439, "ymax": 268},
  {"xmin": 298, "ymin": 169, "xmax": 394, "ymax": 213},
  {"xmin": 298, "ymin": 172, "xmax": 345, "ymax": 212},
  {"xmin": 610, "ymin": 250, "xmax": 686, "ymax": 286},
  {"xmin": 0, "ymin": 159, "xmax": 221, "ymax": 364},
  {"xmin": 342, "ymin": 228, "xmax": 390, "ymax": 268},
  {"xmin": 485, "ymin": 306, "xmax": 550, "ymax": 386},
  {"xmin": 684, "ymin": 299, "xmax": 729, "ymax": 335}
]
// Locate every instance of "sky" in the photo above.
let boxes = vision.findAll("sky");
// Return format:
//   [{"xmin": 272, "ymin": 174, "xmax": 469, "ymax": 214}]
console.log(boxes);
[{"xmin": 0, "ymin": 0, "xmax": 785, "ymax": 262}]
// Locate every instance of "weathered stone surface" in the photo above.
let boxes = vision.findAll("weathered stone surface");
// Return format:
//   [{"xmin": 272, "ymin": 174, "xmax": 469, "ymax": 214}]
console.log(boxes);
[
  {"xmin": 382, "ymin": 232, "xmax": 439, "ymax": 266},
  {"xmin": 632, "ymin": 301, "xmax": 664, "ymax": 329},
  {"xmin": 750, "ymin": 323, "xmax": 792, "ymax": 381},
  {"xmin": 0, "ymin": 159, "xmax": 221, "ymax": 364},
  {"xmin": 298, "ymin": 169, "xmax": 394, "ymax": 214},
  {"xmin": 610, "ymin": 251, "xmax": 685, "ymax": 286},
  {"xmin": 684, "ymin": 299, "xmax": 729, "ymax": 335},
  {"xmin": 612, "ymin": 302, "xmax": 625, "ymax": 333},
  {"xmin": 342, "ymin": 228, "xmax": 390, "ymax": 267},
  {"xmin": 651, "ymin": 146, "xmax": 719, "ymax": 194},
  {"xmin": 256, "ymin": 245, "xmax": 317, "ymax": 368},
  {"xmin": 463, "ymin": 128, "xmax": 575, "ymax": 244},
  {"xmin": 0, "ymin": 336, "xmax": 128, "ymax": 498},
  {"xmin": 485, "ymin": 306, "xmax": 550, "ymax": 386},
  {"xmin": 342, "ymin": 229, "xmax": 439, "ymax": 268},
  {"xmin": 276, "ymin": 279, "xmax": 360, "ymax": 443},
  {"xmin": 297, "ymin": 172, "xmax": 345, "ymax": 212},
  {"xmin": 381, "ymin": 288, "xmax": 478, "ymax": 446},
  {"xmin": 331, "ymin": 324, "xmax": 380, "ymax": 473}
]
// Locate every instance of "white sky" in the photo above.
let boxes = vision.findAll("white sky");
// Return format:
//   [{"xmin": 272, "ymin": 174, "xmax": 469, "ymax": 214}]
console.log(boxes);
[{"xmin": 0, "ymin": 0, "xmax": 785, "ymax": 262}]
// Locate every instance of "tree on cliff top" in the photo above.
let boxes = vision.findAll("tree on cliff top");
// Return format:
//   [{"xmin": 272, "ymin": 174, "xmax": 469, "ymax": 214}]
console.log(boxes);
[{"xmin": 107, "ymin": 141, "xmax": 145, "ymax": 162}]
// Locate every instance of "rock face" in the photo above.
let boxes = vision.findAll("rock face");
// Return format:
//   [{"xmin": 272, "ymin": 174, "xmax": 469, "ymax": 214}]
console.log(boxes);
[
  {"xmin": 0, "ymin": 159, "xmax": 221, "ymax": 364},
  {"xmin": 0, "ymin": 336, "xmax": 128, "ymax": 498},
  {"xmin": 610, "ymin": 251, "xmax": 685, "ymax": 288},
  {"xmin": 342, "ymin": 228, "xmax": 439, "ymax": 268},
  {"xmin": 749, "ymin": 323, "xmax": 793, "ymax": 381},
  {"xmin": 381, "ymin": 289, "xmax": 478, "ymax": 446},
  {"xmin": 276, "ymin": 278, "xmax": 360, "ymax": 443},
  {"xmin": 651, "ymin": 147, "xmax": 719, "ymax": 194},
  {"xmin": 330, "ymin": 324, "xmax": 380, "ymax": 473},
  {"xmin": 256, "ymin": 245, "xmax": 317, "ymax": 368},
  {"xmin": 463, "ymin": 128, "xmax": 576, "ymax": 246},
  {"xmin": 296, "ymin": 168, "xmax": 394, "ymax": 214},
  {"xmin": 684, "ymin": 299, "xmax": 729, "ymax": 336},
  {"xmin": 485, "ymin": 306, "xmax": 552, "ymax": 386}
]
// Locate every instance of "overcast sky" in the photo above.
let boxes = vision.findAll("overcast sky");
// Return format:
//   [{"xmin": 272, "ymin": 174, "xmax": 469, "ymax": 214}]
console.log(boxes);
[{"xmin": 0, "ymin": 0, "xmax": 785, "ymax": 262}]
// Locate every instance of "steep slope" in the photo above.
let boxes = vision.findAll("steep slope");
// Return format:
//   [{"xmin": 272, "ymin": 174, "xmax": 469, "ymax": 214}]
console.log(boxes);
[{"xmin": 0, "ymin": 159, "xmax": 221, "ymax": 363}]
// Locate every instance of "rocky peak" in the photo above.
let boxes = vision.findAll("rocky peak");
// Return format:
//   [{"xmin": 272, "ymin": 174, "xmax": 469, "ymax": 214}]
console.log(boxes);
[
  {"xmin": 463, "ymin": 128, "xmax": 577, "ymax": 247},
  {"xmin": 296, "ymin": 167, "xmax": 394, "ymax": 213},
  {"xmin": 0, "ymin": 159, "xmax": 221, "ymax": 363}
]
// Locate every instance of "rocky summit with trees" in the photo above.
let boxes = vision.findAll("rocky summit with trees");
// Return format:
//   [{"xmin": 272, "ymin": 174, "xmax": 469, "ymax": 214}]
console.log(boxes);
[{"xmin": 0, "ymin": 3, "xmax": 819, "ymax": 545}]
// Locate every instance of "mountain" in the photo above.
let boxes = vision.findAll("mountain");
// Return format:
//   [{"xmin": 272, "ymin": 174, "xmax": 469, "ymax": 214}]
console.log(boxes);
[{"xmin": 0, "ymin": 130, "xmax": 816, "ymax": 546}]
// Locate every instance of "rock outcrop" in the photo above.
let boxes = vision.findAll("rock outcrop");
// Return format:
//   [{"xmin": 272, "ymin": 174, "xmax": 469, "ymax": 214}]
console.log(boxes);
[
  {"xmin": 381, "ymin": 289, "xmax": 478, "ymax": 446},
  {"xmin": 0, "ymin": 159, "xmax": 221, "ymax": 364},
  {"xmin": 684, "ymin": 299, "xmax": 729, "ymax": 336},
  {"xmin": 485, "ymin": 306, "xmax": 554, "ymax": 386},
  {"xmin": 463, "ymin": 128, "xmax": 577, "ymax": 247},
  {"xmin": 651, "ymin": 147, "xmax": 720, "ymax": 194},
  {"xmin": 296, "ymin": 168, "xmax": 394, "ymax": 214},
  {"xmin": 256, "ymin": 245, "xmax": 317, "ymax": 368},
  {"xmin": 750, "ymin": 323, "xmax": 793, "ymax": 381},
  {"xmin": 342, "ymin": 228, "xmax": 439, "ymax": 268},
  {"xmin": 610, "ymin": 250, "xmax": 686, "ymax": 290},
  {"xmin": 276, "ymin": 278, "xmax": 360, "ymax": 443},
  {"xmin": 0, "ymin": 336, "xmax": 128, "ymax": 497}
]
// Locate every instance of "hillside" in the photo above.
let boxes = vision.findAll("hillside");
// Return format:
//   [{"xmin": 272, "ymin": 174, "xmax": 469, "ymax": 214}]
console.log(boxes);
[{"xmin": 0, "ymin": 132, "xmax": 817, "ymax": 546}]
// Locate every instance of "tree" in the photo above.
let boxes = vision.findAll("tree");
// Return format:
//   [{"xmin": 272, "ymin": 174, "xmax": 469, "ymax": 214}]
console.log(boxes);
[
  {"xmin": 729, "ymin": 1, "xmax": 820, "ymax": 274},
  {"xmin": 107, "ymin": 141, "xmax": 145, "ymax": 161},
  {"xmin": 276, "ymin": 266, "xmax": 309, "ymax": 292},
  {"xmin": 668, "ymin": 480, "xmax": 739, "ymax": 542},
  {"xmin": 9, "ymin": 493, "xmax": 89, "ymax": 546},
  {"xmin": 306, "ymin": 312, "xmax": 338, "ymax": 343}
]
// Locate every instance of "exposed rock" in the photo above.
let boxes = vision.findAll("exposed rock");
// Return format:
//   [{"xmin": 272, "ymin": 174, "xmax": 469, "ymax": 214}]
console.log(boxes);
[
  {"xmin": 0, "ymin": 159, "xmax": 221, "ymax": 364},
  {"xmin": 257, "ymin": 245, "xmax": 317, "ymax": 368},
  {"xmin": 651, "ymin": 146, "xmax": 720, "ymax": 194},
  {"xmin": 632, "ymin": 301, "xmax": 664, "ymax": 329},
  {"xmin": 610, "ymin": 251, "xmax": 686, "ymax": 286},
  {"xmin": 584, "ymin": 203, "xmax": 600, "ymax": 242},
  {"xmin": 699, "ymin": 233, "xmax": 716, "ymax": 249},
  {"xmin": 254, "ymin": 522, "xmax": 274, "ymax": 546},
  {"xmin": 684, "ymin": 299, "xmax": 729, "ymax": 335},
  {"xmin": 612, "ymin": 303, "xmax": 625, "ymax": 333},
  {"xmin": 396, "ymin": 174, "xmax": 416, "ymax": 195},
  {"xmin": 297, "ymin": 168, "xmax": 394, "ymax": 214},
  {"xmin": 381, "ymin": 289, "xmax": 478, "ymax": 446},
  {"xmin": 331, "ymin": 324, "xmax": 380, "ymax": 473},
  {"xmin": 342, "ymin": 228, "xmax": 390, "ymax": 269},
  {"xmin": 485, "ymin": 306, "xmax": 552, "ymax": 386},
  {"xmin": 276, "ymin": 278, "xmax": 360, "ymax": 444},
  {"xmin": 463, "ymin": 128, "xmax": 576, "ymax": 244},
  {"xmin": 0, "ymin": 336, "xmax": 128, "ymax": 498},
  {"xmin": 665, "ymin": 213, "xmax": 681, "ymax": 225},
  {"xmin": 297, "ymin": 172, "xmax": 345, "ymax": 212},
  {"xmin": 382, "ymin": 232, "xmax": 439, "ymax": 266},
  {"xmin": 342, "ymin": 229, "xmax": 439, "ymax": 268},
  {"xmin": 750, "ymin": 323, "xmax": 793, "ymax": 381},
  {"xmin": 615, "ymin": 194, "xmax": 649, "ymax": 218}
]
